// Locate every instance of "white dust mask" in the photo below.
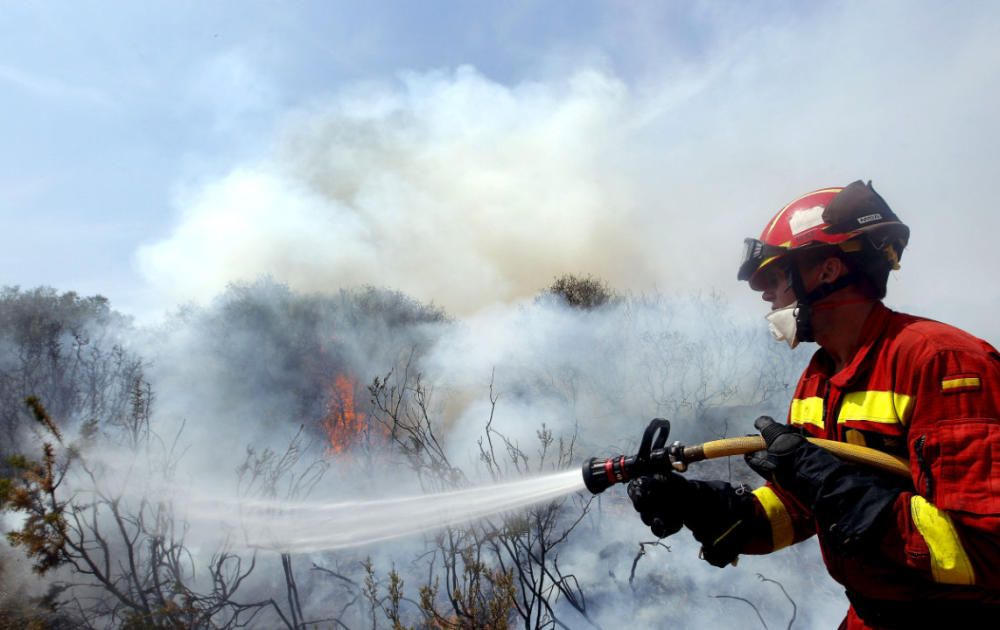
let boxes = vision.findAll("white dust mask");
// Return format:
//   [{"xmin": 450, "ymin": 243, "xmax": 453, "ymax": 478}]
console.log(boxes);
[{"xmin": 765, "ymin": 302, "xmax": 799, "ymax": 349}]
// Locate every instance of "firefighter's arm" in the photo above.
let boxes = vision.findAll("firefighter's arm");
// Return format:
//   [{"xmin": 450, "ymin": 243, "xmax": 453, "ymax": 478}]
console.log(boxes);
[
  {"xmin": 873, "ymin": 348, "xmax": 1000, "ymax": 588},
  {"xmin": 742, "ymin": 481, "xmax": 816, "ymax": 554},
  {"xmin": 627, "ymin": 459, "xmax": 820, "ymax": 562},
  {"xmin": 744, "ymin": 416, "xmax": 910, "ymax": 552}
]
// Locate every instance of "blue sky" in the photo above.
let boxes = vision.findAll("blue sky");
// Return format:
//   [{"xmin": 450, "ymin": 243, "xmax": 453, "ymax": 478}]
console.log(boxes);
[{"xmin": 3, "ymin": 1, "xmax": 999, "ymax": 337}]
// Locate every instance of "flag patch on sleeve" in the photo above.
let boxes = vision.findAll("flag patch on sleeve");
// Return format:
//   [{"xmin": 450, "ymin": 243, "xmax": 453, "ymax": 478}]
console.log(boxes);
[{"xmin": 941, "ymin": 374, "xmax": 981, "ymax": 394}]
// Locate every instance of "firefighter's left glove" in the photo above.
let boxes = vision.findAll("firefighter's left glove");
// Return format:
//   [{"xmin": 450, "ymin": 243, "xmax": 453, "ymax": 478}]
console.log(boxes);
[
  {"xmin": 628, "ymin": 472, "xmax": 756, "ymax": 568},
  {"xmin": 744, "ymin": 416, "xmax": 907, "ymax": 551}
]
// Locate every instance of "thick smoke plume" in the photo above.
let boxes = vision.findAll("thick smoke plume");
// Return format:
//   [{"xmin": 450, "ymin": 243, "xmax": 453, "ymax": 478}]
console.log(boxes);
[
  {"xmin": 138, "ymin": 68, "xmax": 653, "ymax": 315},
  {"xmin": 132, "ymin": 1, "xmax": 1000, "ymax": 338}
]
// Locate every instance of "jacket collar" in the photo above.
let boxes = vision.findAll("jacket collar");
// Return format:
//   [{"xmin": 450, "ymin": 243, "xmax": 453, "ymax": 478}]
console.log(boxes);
[{"xmin": 812, "ymin": 301, "xmax": 892, "ymax": 388}]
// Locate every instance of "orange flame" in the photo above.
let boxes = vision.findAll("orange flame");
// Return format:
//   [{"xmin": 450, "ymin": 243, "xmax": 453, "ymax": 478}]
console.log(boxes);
[
  {"xmin": 322, "ymin": 374, "xmax": 363, "ymax": 454},
  {"xmin": 321, "ymin": 374, "xmax": 390, "ymax": 455}
]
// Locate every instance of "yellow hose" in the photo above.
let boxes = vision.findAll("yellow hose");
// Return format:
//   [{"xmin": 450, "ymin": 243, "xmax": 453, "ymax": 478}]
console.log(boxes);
[{"xmin": 691, "ymin": 436, "xmax": 910, "ymax": 478}]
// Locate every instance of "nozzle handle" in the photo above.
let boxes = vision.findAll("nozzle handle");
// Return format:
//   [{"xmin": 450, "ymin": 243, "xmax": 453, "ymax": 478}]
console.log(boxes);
[{"xmin": 637, "ymin": 418, "xmax": 671, "ymax": 462}]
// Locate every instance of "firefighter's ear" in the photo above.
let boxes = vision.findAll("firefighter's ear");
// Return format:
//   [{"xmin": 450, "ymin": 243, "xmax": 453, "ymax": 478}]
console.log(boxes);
[{"xmin": 818, "ymin": 255, "xmax": 848, "ymax": 284}]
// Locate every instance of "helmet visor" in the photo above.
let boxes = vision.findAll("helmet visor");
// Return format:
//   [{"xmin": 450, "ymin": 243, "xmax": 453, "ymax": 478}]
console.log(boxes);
[{"xmin": 738, "ymin": 238, "xmax": 784, "ymax": 282}]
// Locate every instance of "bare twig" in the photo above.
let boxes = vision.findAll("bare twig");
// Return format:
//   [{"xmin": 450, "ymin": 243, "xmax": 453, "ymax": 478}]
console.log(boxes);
[
  {"xmin": 629, "ymin": 540, "xmax": 671, "ymax": 587},
  {"xmin": 757, "ymin": 573, "xmax": 797, "ymax": 630},
  {"xmin": 712, "ymin": 595, "xmax": 768, "ymax": 629}
]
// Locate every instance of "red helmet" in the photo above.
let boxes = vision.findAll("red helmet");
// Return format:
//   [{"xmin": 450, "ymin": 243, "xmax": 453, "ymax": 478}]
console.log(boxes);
[{"xmin": 738, "ymin": 180, "xmax": 909, "ymax": 290}]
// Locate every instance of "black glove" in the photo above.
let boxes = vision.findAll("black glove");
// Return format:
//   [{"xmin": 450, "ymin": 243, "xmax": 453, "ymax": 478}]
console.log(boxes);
[
  {"xmin": 744, "ymin": 416, "xmax": 907, "ymax": 550},
  {"xmin": 628, "ymin": 472, "xmax": 757, "ymax": 568}
]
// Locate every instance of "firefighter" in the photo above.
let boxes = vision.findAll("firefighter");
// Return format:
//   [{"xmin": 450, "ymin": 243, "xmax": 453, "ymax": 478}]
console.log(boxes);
[{"xmin": 628, "ymin": 181, "xmax": 1000, "ymax": 628}]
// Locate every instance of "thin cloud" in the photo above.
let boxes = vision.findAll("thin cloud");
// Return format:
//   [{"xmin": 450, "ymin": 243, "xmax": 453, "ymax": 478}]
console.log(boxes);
[{"xmin": 0, "ymin": 63, "xmax": 114, "ymax": 107}]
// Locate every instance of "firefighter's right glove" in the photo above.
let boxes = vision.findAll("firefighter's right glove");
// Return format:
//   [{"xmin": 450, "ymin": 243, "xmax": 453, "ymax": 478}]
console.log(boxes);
[{"xmin": 627, "ymin": 472, "xmax": 756, "ymax": 568}]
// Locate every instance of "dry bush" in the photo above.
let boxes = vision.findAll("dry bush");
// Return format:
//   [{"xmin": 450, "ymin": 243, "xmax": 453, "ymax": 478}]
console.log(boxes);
[{"xmin": 540, "ymin": 274, "xmax": 619, "ymax": 310}]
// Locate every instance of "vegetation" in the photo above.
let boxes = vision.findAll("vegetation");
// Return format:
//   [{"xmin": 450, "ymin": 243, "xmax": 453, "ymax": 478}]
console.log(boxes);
[
  {"xmin": 0, "ymin": 281, "xmax": 805, "ymax": 628},
  {"xmin": 539, "ymin": 274, "xmax": 619, "ymax": 310}
]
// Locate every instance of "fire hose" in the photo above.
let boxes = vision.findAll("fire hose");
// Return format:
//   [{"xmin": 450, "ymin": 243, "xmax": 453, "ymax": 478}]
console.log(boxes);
[{"xmin": 582, "ymin": 418, "xmax": 910, "ymax": 495}]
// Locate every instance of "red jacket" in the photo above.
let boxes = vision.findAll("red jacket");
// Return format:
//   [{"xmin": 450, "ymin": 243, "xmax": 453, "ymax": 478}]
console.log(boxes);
[{"xmin": 746, "ymin": 303, "xmax": 1000, "ymax": 627}]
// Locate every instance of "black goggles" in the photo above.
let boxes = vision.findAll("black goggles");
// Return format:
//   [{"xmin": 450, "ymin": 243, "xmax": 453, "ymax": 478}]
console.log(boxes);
[{"xmin": 737, "ymin": 238, "xmax": 785, "ymax": 282}]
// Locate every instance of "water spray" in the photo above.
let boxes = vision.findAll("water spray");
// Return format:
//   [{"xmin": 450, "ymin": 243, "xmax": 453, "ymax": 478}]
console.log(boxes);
[
  {"xmin": 178, "ymin": 418, "xmax": 908, "ymax": 553},
  {"xmin": 582, "ymin": 418, "xmax": 910, "ymax": 495}
]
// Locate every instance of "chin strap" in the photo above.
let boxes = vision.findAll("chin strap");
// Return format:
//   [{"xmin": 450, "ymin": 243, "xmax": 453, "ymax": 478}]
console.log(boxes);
[{"xmin": 788, "ymin": 267, "xmax": 859, "ymax": 343}]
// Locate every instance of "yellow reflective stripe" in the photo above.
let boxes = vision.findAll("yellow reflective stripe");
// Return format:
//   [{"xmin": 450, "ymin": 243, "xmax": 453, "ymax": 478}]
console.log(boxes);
[
  {"xmin": 910, "ymin": 495, "xmax": 975, "ymax": 585},
  {"xmin": 837, "ymin": 390, "xmax": 913, "ymax": 426},
  {"xmin": 753, "ymin": 487, "xmax": 794, "ymax": 551},
  {"xmin": 790, "ymin": 397, "xmax": 824, "ymax": 429},
  {"xmin": 763, "ymin": 204, "xmax": 794, "ymax": 240},
  {"xmin": 942, "ymin": 377, "xmax": 980, "ymax": 391},
  {"xmin": 758, "ymin": 254, "xmax": 780, "ymax": 268}
]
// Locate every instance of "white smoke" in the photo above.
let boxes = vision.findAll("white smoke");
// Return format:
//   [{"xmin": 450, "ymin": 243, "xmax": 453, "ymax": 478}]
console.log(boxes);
[
  {"xmin": 138, "ymin": 67, "xmax": 653, "ymax": 315},
  {"xmin": 136, "ymin": 1, "xmax": 1000, "ymax": 339}
]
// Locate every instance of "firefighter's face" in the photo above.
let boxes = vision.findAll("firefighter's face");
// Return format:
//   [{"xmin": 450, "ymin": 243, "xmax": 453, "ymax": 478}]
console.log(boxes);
[
  {"xmin": 759, "ymin": 258, "xmax": 829, "ymax": 310},
  {"xmin": 759, "ymin": 265, "xmax": 796, "ymax": 310}
]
